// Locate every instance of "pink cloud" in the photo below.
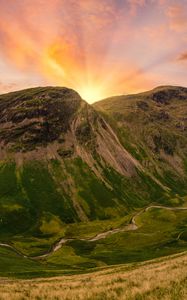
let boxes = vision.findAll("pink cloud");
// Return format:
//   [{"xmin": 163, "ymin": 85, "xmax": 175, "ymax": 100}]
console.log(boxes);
[
  {"xmin": 166, "ymin": 3, "xmax": 187, "ymax": 32},
  {"xmin": 127, "ymin": 0, "xmax": 146, "ymax": 16}
]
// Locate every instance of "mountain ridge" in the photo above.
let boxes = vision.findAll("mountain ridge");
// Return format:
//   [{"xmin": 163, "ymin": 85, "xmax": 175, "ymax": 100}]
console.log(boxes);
[
  {"xmin": 0, "ymin": 85, "xmax": 187, "ymax": 237},
  {"xmin": 94, "ymin": 85, "xmax": 187, "ymax": 104}
]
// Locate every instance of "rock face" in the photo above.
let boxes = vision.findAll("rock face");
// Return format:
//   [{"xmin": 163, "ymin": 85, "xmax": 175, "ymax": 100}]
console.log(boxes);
[
  {"xmin": 0, "ymin": 87, "xmax": 82, "ymax": 151},
  {"xmin": 151, "ymin": 86, "xmax": 187, "ymax": 104},
  {"xmin": 0, "ymin": 87, "xmax": 139, "ymax": 177},
  {"xmin": 0, "ymin": 85, "xmax": 187, "ymax": 237}
]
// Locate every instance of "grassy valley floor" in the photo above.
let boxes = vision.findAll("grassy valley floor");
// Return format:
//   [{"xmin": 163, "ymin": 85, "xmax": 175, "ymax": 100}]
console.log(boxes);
[
  {"xmin": 1, "ymin": 206, "xmax": 187, "ymax": 279},
  {"xmin": 0, "ymin": 251, "xmax": 187, "ymax": 300}
]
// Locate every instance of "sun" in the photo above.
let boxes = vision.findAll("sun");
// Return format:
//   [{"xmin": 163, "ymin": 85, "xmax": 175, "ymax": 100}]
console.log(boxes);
[{"xmin": 78, "ymin": 85, "xmax": 105, "ymax": 103}]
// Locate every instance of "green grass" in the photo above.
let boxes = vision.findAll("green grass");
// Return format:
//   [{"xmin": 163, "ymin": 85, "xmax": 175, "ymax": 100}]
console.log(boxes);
[
  {"xmin": 0, "ymin": 247, "xmax": 46, "ymax": 278},
  {"xmin": 9, "ymin": 214, "xmax": 132, "ymax": 257},
  {"xmin": 64, "ymin": 214, "xmax": 131, "ymax": 239},
  {"xmin": 62, "ymin": 208, "xmax": 187, "ymax": 266},
  {"xmin": 0, "ymin": 162, "xmax": 33, "ymax": 237},
  {"xmin": 1, "ymin": 207, "xmax": 187, "ymax": 278},
  {"xmin": 21, "ymin": 161, "xmax": 78, "ymax": 224},
  {"xmin": 62, "ymin": 157, "xmax": 127, "ymax": 219}
]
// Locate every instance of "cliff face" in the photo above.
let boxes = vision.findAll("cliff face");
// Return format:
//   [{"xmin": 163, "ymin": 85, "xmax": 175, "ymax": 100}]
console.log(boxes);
[
  {"xmin": 0, "ymin": 87, "xmax": 82, "ymax": 151},
  {"xmin": 0, "ymin": 86, "xmax": 138, "ymax": 176}
]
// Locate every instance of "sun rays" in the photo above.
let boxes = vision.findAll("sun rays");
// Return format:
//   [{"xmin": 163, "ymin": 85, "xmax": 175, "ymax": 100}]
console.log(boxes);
[{"xmin": 0, "ymin": 0, "xmax": 187, "ymax": 101}]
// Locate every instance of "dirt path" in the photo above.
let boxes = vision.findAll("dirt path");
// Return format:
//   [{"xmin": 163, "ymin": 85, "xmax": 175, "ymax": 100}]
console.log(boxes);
[
  {"xmin": 0, "ymin": 243, "xmax": 28, "ymax": 258},
  {"xmin": 1, "ymin": 205, "xmax": 187, "ymax": 260},
  {"xmin": 145, "ymin": 205, "xmax": 187, "ymax": 212}
]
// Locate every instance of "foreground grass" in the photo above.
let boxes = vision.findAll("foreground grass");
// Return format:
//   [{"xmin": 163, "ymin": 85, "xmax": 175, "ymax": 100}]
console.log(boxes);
[{"xmin": 0, "ymin": 252, "xmax": 187, "ymax": 300}]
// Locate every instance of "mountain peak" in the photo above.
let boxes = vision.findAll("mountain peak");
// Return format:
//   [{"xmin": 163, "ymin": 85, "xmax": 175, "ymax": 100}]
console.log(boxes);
[{"xmin": 0, "ymin": 86, "xmax": 84, "ymax": 152}]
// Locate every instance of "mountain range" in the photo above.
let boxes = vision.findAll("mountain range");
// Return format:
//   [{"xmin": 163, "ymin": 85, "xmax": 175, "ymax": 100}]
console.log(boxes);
[{"xmin": 0, "ymin": 85, "xmax": 187, "ymax": 276}]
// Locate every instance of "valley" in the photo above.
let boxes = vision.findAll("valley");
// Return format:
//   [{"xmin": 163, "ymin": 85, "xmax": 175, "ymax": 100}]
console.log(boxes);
[
  {"xmin": 1, "ymin": 205, "xmax": 187, "ymax": 261},
  {"xmin": 1, "ymin": 204, "xmax": 187, "ymax": 278}
]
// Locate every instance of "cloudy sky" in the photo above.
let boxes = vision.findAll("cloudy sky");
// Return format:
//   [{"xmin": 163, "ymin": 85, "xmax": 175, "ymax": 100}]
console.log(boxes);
[{"xmin": 0, "ymin": 0, "xmax": 187, "ymax": 102}]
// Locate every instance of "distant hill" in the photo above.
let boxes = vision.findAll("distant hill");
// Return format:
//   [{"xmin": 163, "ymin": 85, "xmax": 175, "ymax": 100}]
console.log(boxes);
[{"xmin": 0, "ymin": 85, "xmax": 187, "ymax": 238}]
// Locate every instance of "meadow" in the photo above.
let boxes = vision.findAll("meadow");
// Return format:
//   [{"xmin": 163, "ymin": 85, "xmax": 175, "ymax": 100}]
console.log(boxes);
[
  {"xmin": 1, "ymin": 206, "xmax": 187, "ymax": 280},
  {"xmin": 0, "ymin": 251, "xmax": 187, "ymax": 300}
]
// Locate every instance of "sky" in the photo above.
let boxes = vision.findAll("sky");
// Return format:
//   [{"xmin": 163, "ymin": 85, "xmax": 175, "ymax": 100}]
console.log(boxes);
[{"xmin": 0, "ymin": 0, "xmax": 187, "ymax": 103}]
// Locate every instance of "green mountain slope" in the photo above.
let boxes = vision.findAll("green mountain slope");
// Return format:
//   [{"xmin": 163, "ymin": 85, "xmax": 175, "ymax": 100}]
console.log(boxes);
[
  {"xmin": 94, "ymin": 85, "xmax": 187, "ymax": 200},
  {"xmin": 0, "ymin": 86, "xmax": 187, "ymax": 275}
]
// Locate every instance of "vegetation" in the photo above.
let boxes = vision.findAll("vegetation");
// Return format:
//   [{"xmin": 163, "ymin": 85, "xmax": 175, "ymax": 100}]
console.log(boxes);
[
  {"xmin": 60, "ymin": 207, "xmax": 187, "ymax": 267},
  {"xmin": 0, "ymin": 251, "xmax": 187, "ymax": 299},
  {"xmin": 0, "ymin": 86, "xmax": 187, "ymax": 279},
  {"xmin": 0, "ymin": 206, "xmax": 187, "ymax": 279}
]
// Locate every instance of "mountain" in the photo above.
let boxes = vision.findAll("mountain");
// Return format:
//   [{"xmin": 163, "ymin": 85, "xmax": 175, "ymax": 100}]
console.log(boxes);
[
  {"xmin": 0, "ymin": 86, "xmax": 187, "ymax": 238},
  {"xmin": 94, "ymin": 86, "xmax": 187, "ymax": 195}
]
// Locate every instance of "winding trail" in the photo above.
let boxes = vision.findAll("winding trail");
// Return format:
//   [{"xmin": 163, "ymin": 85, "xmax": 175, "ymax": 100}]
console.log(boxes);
[{"xmin": 1, "ymin": 205, "xmax": 187, "ymax": 260}]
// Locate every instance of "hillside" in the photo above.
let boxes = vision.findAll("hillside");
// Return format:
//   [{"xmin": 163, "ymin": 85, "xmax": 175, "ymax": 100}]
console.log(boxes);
[
  {"xmin": 0, "ymin": 87, "xmax": 138, "ymax": 235},
  {"xmin": 0, "ymin": 86, "xmax": 187, "ymax": 275},
  {"xmin": 0, "ymin": 86, "xmax": 175, "ymax": 237},
  {"xmin": 1, "ymin": 251, "xmax": 187, "ymax": 299},
  {"xmin": 94, "ymin": 85, "xmax": 187, "ymax": 201}
]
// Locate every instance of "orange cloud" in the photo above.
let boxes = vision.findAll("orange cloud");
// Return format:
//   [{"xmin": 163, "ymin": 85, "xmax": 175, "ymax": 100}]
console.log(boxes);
[
  {"xmin": 0, "ymin": 0, "xmax": 186, "ymax": 102},
  {"xmin": 178, "ymin": 52, "xmax": 187, "ymax": 61},
  {"xmin": 0, "ymin": 0, "xmax": 128, "ymax": 101}
]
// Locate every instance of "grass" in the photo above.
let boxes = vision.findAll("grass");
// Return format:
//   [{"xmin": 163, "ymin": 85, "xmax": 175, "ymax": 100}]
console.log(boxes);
[
  {"xmin": 9, "ymin": 214, "xmax": 132, "ymax": 257},
  {"xmin": 59, "ymin": 208, "xmax": 187, "ymax": 266},
  {"xmin": 0, "ymin": 247, "xmax": 46, "ymax": 277},
  {"xmin": 0, "ymin": 207, "xmax": 187, "ymax": 279},
  {"xmin": 0, "ymin": 251, "xmax": 187, "ymax": 299},
  {"xmin": 1, "ymin": 157, "xmax": 186, "ymax": 267},
  {"xmin": 64, "ymin": 214, "xmax": 131, "ymax": 239}
]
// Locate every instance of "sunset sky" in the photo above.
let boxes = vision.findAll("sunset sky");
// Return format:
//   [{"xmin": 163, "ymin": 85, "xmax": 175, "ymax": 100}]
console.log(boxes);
[{"xmin": 0, "ymin": 0, "xmax": 187, "ymax": 102}]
